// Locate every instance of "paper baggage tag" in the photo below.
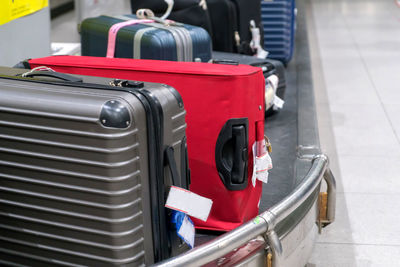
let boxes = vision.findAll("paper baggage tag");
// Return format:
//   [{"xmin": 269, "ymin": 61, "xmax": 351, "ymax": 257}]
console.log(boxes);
[
  {"xmin": 255, "ymin": 152, "xmax": 272, "ymax": 184},
  {"xmin": 165, "ymin": 186, "xmax": 213, "ymax": 222},
  {"xmin": 265, "ymin": 83, "xmax": 275, "ymax": 110},
  {"xmin": 252, "ymin": 141, "xmax": 273, "ymax": 187},
  {"xmin": 171, "ymin": 210, "xmax": 195, "ymax": 249},
  {"xmin": 273, "ymin": 95, "xmax": 285, "ymax": 109}
]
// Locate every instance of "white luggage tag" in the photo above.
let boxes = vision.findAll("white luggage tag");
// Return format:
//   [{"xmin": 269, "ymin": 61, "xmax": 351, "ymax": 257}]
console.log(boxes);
[
  {"xmin": 273, "ymin": 95, "xmax": 285, "ymax": 110},
  {"xmin": 171, "ymin": 210, "xmax": 195, "ymax": 249},
  {"xmin": 265, "ymin": 74, "xmax": 279, "ymax": 111},
  {"xmin": 251, "ymin": 137, "xmax": 273, "ymax": 187},
  {"xmin": 249, "ymin": 20, "xmax": 269, "ymax": 59},
  {"xmin": 165, "ymin": 186, "xmax": 213, "ymax": 222}
]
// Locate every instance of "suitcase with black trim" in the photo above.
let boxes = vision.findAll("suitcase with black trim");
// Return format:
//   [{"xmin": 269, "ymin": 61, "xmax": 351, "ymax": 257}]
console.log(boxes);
[
  {"xmin": 0, "ymin": 67, "xmax": 189, "ymax": 266},
  {"xmin": 80, "ymin": 14, "xmax": 212, "ymax": 62},
  {"xmin": 206, "ymin": 0, "xmax": 264, "ymax": 55},
  {"xmin": 261, "ymin": 0, "xmax": 296, "ymax": 64},
  {"xmin": 212, "ymin": 51, "xmax": 286, "ymax": 114}
]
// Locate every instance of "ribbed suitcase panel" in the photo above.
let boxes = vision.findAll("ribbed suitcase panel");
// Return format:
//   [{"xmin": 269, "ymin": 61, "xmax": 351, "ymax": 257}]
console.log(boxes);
[
  {"xmin": 0, "ymin": 82, "xmax": 151, "ymax": 266},
  {"xmin": 261, "ymin": 0, "xmax": 296, "ymax": 63}
]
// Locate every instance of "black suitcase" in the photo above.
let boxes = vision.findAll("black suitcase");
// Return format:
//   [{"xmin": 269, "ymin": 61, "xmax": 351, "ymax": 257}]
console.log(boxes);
[
  {"xmin": 130, "ymin": 0, "xmax": 213, "ymax": 36},
  {"xmin": 212, "ymin": 51, "xmax": 286, "ymax": 113},
  {"xmin": 206, "ymin": 0, "xmax": 264, "ymax": 55},
  {"xmin": 206, "ymin": 0, "xmax": 238, "ymax": 53},
  {"xmin": 0, "ymin": 67, "xmax": 189, "ymax": 266}
]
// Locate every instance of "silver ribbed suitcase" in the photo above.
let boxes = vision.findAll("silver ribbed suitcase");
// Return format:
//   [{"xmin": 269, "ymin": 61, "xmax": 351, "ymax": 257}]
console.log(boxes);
[{"xmin": 0, "ymin": 67, "xmax": 189, "ymax": 266}]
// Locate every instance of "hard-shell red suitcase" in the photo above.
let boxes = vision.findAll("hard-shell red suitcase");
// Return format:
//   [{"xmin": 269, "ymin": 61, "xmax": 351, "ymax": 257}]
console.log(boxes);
[{"xmin": 26, "ymin": 56, "xmax": 266, "ymax": 231}]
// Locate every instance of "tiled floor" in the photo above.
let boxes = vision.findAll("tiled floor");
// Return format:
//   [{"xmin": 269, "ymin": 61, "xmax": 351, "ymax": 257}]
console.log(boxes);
[{"xmin": 308, "ymin": 0, "xmax": 400, "ymax": 266}]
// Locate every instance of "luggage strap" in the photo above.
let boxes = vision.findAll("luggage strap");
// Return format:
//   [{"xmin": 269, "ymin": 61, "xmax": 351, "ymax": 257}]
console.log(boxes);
[
  {"xmin": 106, "ymin": 19, "xmax": 154, "ymax": 58},
  {"xmin": 115, "ymin": 14, "xmax": 193, "ymax": 62},
  {"xmin": 164, "ymin": 146, "xmax": 180, "ymax": 186}
]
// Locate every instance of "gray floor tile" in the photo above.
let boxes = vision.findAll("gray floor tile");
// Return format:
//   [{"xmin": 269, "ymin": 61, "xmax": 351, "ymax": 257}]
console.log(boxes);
[
  {"xmin": 309, "ymin": 243, "xmax": 400, "ymax": 267},
  {"xmin": 357, "ymin": 57, "xmax": 400, "ymax": 105},
  {"xmin": 337, "ymin": 155, "xmax": 400, "ymax": 194},
  {"xmin": 318, "ymin": 193, "xmax": 400, "ymax": 245},
  {"xmin": 329, "ymin": 104, "xmax": 400, "ymax": 157},
  {"xmin": 383, "ymin": 104, "xmax": 400, "ymax": 139},
  {"xmin": 319, "ymin": 63, "xmax": 380, "ymax": 105}
]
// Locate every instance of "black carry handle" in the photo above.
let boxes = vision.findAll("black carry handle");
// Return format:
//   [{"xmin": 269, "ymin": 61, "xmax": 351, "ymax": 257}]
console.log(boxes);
[
  {"xmin": 23, "ymin": 71, "xmax": 83, "ymax": 83},
  {"xmin": 164, "ymin": 146, "xmax": 180, "ymax": 187},
  {"xmin": 211, "ymin": 59, "xmax": 239, "ymax": 66},
  {"xmin": 215, "ymin": 118, "xmax": 249, "ymax": 191}
]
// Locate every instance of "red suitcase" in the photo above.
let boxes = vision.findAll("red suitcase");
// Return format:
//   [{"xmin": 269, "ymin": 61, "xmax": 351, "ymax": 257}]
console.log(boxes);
[{"xmin": 26, "ymin": 56, "xmax": 265, "ymax": 231}]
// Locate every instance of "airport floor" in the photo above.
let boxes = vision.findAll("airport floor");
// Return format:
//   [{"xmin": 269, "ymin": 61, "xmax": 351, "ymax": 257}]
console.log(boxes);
[{"xmin": 307, "ymin": 0, "xmax": 400, "ymax": 266}]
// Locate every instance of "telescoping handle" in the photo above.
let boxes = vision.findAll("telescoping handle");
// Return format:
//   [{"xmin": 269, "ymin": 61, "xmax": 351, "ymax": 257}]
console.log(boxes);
[
  {"xmin": 22, "ymin": 71, "xmax": 83, "ymax": 83},
  {"xmin": 215, "ymin": 118, "xmax": 249, "ymax": 191}
]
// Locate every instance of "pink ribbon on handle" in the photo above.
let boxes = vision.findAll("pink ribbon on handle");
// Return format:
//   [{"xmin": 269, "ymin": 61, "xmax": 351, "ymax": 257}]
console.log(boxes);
[{"xmin": 106, "ymin": 19, "xmax": 154, "ymax": 58}]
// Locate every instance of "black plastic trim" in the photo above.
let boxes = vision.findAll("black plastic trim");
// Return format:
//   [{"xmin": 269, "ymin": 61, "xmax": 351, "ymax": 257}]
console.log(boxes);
[
  {"xmin": 13, "ymin": 60, "xmax": 31, "ymax": 69},
  {"xmin": 180, "ymin": 136, "xmax": 190, "ymax": 189},
  {"xmin": 215, "ymin": 118, "xmax": 249, "ymax": 191},
  {"xmin": 165, "ymin": 146, "xmax": 179, "ymax": 186},
  {"xmin": 123, "ymin": 89, "xmax": 166, "ymax": 262},
  {"xmin": 211, "ymin": 59, "xmax": 239, "ymax": 65},
  {"xmin": 100, "ymin": 100, "xmax": 131, "ymax": 129},
  {"xmin": 162, "ymin": 84, "xmax": 184, "ymax": 108}
]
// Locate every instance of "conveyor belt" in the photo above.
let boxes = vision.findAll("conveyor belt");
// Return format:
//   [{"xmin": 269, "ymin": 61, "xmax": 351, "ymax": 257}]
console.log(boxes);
[{"xmin": 260, "ymin": 59, "xmax": 298, "ymax": 211}]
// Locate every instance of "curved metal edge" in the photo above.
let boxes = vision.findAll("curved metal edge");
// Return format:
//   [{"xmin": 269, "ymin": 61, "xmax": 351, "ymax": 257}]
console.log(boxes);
[
  {"xmin": 261, "ymin": 154, "xmax": 328, "ymax": 230},
  {"xmin": 152, "ymin": 154, "xmax": 331, "ymax": 267}
]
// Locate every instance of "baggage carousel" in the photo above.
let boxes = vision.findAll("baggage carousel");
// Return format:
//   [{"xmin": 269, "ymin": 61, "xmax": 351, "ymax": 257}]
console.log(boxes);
[{"xmin": 153, "ymin": 1, "xmax": 336, "ymax": 266}]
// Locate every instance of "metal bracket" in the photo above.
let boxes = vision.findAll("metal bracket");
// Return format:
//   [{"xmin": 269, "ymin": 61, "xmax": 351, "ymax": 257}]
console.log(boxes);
[
  {"xmin": 262, "ymin": 230, "xmax": 282, "ymax": 267},
  {"xmin": 317, "ymin": 168, "xmax": 336, "ymax": 232},
  {"xmin": 267, "ymin": 250, "xmax": 273, "ymax": 267},
  {"xmin": 317, "ymin": 192, "xmax": 328, "ymax": 233}
]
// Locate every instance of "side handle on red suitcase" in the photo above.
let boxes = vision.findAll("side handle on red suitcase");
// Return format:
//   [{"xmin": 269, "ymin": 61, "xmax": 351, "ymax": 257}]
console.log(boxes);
[{"xmin": 215, "ymin": 118, "xmax": 248, "ymax": 191}]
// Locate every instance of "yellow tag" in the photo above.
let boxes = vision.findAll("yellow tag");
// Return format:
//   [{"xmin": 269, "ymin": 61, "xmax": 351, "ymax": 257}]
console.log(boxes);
[
  {"xmin": 0, "ymin": 0, "xmax": 48, "ymax": 26},
  {"xmin": 265, "ymin": 136, "xmax": 272, "ymax": 153}
]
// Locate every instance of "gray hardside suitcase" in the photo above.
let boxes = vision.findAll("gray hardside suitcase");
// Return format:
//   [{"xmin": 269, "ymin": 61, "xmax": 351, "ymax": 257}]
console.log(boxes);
[{"xmin": 0, "ymin": 67, "xmax": 189, "ymax": 266}]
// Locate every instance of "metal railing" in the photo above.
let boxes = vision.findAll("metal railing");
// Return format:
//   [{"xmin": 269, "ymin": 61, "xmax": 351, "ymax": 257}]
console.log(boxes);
[{"xmin": 154, "ymin": 154, "xmax": 336, "ymax": 267}]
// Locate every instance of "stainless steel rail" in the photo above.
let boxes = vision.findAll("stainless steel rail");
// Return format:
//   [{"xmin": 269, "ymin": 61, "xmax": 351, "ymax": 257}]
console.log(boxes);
[
  {"xmin": 324, "ymin": 168, "xmax": 336, "ymax": 224},
  {"xmin": 154, "ymin": 154, "xmax": 335, "ymax": 267}
]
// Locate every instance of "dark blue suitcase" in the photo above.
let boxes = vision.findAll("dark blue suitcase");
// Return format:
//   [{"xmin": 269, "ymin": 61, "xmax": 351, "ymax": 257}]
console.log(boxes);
[
  {"xmin": 80, "ymin": 14, "xmax": 212, "ymax": 62},
  {"xmin": 261, "ymin": 0, "xmax": 296, "ymax": 64}
]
